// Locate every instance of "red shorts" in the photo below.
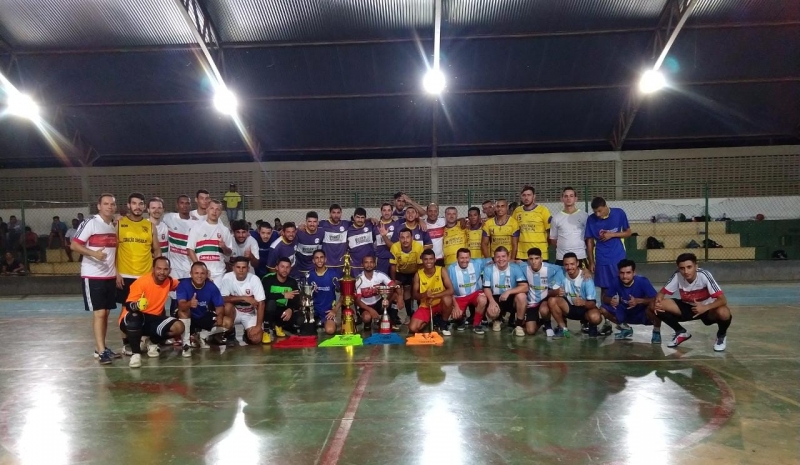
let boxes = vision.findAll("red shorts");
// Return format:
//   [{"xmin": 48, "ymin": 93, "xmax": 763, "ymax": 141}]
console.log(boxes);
[
  {"xmin": 413, "ymin": 304, "xmax": 442, "ymax": 323},
  {"xmin": 455, "ymin": 291, "xmax": 482, "ymax": 310}
]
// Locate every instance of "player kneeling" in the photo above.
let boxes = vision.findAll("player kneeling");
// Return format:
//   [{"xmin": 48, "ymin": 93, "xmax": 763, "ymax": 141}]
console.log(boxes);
[
  {"xmin": 482, "ymin": 247, "xmax": 528, "ymax": 333},
  {"xmin": 410, "ymin": 250, "xmax": 455, "ymax": 335},
  {"xmin": 307, "ymin": 250, "xmax": 341, "ymax": 335},
  {"xmin": 519, "ymin": 248, "xmax": 560, "ymax": 337},
  {"xmin": 447, "ymin": 248, "xmax": 489, "ymax": 334},
  {"xmin": 600, "ymin": 259, "xmax": 660, "ymax": 343},
  {"xmin": 548, "ymin": 253, "xmax": 602, "ymax": 337},
  {"xmin": 175, "ymin": 262, "xmax": 231, "ymax": 356},
  {"xmin": 220, "ymin": 257, "xmax": 266, "ymax": 345},
  {"xmin": 121, "ymin": 257, "xmax": 184, "ymax": 368}
]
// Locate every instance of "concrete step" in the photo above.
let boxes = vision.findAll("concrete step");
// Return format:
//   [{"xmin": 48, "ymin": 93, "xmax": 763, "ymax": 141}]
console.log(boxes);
[
  {"xmin": 30, "ymin": 262, "xmax": 81, "ymax": 275},
  {"xmin": 646, "ymin": 247, "xmax": 756, "ymax": 262},
  {"xmin": 636, "ymin": 234, "xmax": 741, "ymax": 249},
  {"xmin": 44, "ymin": 248, "xmax": 73, "ymax": 263},
  {"xmin": 632, "ymin": 222, "xmax": 727, "ymax": 236}
]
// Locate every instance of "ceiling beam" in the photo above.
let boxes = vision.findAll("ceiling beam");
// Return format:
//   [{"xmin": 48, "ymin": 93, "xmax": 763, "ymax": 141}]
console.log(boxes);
[
  {"xmin": 6, "ymin": 21, "xmax": 798, "ymax": 56},
  {"xmin": 608, "ymin": 0, "xmax": 698, "ymax": 151}
]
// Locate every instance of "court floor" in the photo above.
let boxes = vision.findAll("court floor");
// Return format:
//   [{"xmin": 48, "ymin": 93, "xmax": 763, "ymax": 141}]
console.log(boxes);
[{"xmin": 0, "ymin": 283, "xmax": 798, "ymax": 465}]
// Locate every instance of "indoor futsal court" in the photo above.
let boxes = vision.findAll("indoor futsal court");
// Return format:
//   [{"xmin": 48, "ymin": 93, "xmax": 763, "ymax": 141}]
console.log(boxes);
[
  {"xmin": 0, "ymin": 284, "xmax": 798, "ymax": 464},
  {"xmin": 0, "ymin": 0, "xmax": 799, "ymax": 464}
]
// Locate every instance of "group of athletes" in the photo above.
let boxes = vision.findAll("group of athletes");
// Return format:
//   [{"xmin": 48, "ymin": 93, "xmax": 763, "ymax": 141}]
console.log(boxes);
[{"xmin": 70, "ymin": 186, "xmax": 733, "ymax": 368}]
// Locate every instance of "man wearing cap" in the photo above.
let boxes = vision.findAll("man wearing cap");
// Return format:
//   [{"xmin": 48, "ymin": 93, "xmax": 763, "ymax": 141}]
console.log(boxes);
[{"xmin": 223, "ymin": 183, "xmax": 242, "ymax": 224}]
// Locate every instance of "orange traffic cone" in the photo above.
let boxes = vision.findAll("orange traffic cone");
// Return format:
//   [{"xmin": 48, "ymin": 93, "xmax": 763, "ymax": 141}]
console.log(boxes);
[{"xmin": 379, "ymin": 309, "xmax": 391, "ymax": 334}]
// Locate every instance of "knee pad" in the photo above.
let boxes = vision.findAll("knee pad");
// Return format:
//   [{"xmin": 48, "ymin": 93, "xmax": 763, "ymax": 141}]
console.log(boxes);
[{"xmin": 124, "ymin": 311, "xmax": 144, "ymax": 331}]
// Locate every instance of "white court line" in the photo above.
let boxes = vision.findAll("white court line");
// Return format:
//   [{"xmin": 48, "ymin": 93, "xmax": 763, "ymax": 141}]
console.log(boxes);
[{"xmin": 0, "ymin": 356, "xmax": 796, "ymax": 371}]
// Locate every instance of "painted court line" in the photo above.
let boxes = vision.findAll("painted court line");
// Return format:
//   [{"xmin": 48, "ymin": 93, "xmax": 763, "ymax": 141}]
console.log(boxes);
[
  {"xmin": 317, "ymin": 346, "xmax": 380, "ymax": 465},
  {"xmin": 0, "ymin": 356, "xmax": 796, "ymax": 372}
]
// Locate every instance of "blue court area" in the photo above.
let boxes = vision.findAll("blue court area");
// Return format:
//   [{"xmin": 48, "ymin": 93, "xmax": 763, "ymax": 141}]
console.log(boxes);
[{"xmin": 0, "ymin": 283, "xmax": 798, "ymax": 465}]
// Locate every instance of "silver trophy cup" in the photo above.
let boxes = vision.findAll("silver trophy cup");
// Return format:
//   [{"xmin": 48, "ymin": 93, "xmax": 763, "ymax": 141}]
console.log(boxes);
[{"xmin": 299, "ymin": 271, "xmax": 317, "ymax": 324}]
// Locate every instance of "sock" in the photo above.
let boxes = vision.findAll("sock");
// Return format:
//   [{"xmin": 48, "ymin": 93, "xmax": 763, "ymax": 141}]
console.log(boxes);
[
  {"xmin": 180, "ymin": 318, "xmax": 191, "ymax": 346},
  {"xmin": 658, "ymin": 311, "xmax": 686, "ymax": 334},
  {"xmin": 404, "ymin": 299, "xmax": 413, "ymax": 317},
  {"xmin": 515, "ymin": 318, "xmax": 525, "ymax": 328},
  {"xmin": 716, "ymin": 316, "xmax": 731, "ymax": 338},
  {"xmin": 652, "ymin": 328, "xmax": 660, "ymax": 333},
  {"xmin": 542, "ymin": 319, "xmax": 552, "ymax": 330},
  {"xmin": 472, "ymin": 311, "xmax": 483, "ymax": 327}
]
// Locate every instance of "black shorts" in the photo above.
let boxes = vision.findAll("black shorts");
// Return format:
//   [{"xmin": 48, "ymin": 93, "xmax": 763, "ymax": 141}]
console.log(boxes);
[
  {"xmin": 554, "ymin": 258, "xmax": 589, "ymax": 268},
  {"xmin": 359, "ymin": 302, "xmax": 383, "ymax": 316},
  {"xmin": 115, "ymin": 277, "xmax": 137, "ymax": 304},
  {"xmin": 560, "ymin": 297, "xmax": 588, "ymax": 321},
  {"xmin": 435, "ymin": 258, "xmax": 444, "ymax": 267},
  {"xmin": 525, "ymin": 305, "xmax": 542, "ymax": 323},
  {"xmin": 491, "ymin": 294, "xmax": 517, "ymax": 315},
  {"xmin": 672, "ymin": 299, "xmax": 716, "ymax": 325},
  {"xmin": 82, "ymin": 278, "xmax": 117, "ymax": 312},
  {"xmin": 119, "ymin": 313, "xmax": 178, "ymax": 339},
  {"xmin": 396, "ymin": 272, "xmax": 415, "ymax": 287},
  {"xmin": 191, "ymin": 312, "xmax": 217, "ymax": 332}
]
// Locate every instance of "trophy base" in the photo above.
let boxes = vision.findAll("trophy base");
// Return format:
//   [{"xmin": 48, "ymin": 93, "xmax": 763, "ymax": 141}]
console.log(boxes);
[
  {"xmin": 299, "ymin": 322, "xmax": 317, "ymax": 336},
  {"xmin": 406, "ymin": 331, "xmax": 444, "ymax": 346}
]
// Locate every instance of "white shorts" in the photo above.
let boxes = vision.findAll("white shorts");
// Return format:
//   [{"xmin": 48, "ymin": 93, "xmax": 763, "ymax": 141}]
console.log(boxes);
[{"xmin": 234, "ymin": 309, "xmax": 258, "ymax": 330}]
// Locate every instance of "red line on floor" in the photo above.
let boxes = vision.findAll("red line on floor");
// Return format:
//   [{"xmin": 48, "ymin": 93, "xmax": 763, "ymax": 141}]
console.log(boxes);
[{"xmin": 318, "ymin": 346, "xmax": 380, "ymax": 465}]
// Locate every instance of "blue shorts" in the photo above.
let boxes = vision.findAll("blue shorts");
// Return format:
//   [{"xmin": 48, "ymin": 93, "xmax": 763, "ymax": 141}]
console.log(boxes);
[
  {"xmin": 593, "ymin": 264, "xmax": 618, "ymax": 289},
  {"xmin": 602, "ymin": 303, "xmax": 652, "ymax": 325}
]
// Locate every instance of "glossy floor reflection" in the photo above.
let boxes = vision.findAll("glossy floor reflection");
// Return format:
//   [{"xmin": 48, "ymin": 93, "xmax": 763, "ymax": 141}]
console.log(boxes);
[{"xmin": 0, "ymin": 284, "xmax": 798, "ymax": 465}]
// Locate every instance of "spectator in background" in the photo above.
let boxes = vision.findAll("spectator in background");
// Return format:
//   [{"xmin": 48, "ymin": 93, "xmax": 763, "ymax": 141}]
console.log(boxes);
[
  {"xmin": 77, "ymin": 212, "xmax": 85, "ymax": 223},
  {"xmin": 223, "ymin": 183, "xmax": 242, "ymax": 224},
  {"xmin": 274, "ymin": 218, "xmax": 282, "ymax": 232},
  {"xmin": 0, "ymin": 217, "xmax": 7, "ymax": 251},
  {"xmin": 21, "ymin": 226, "xmax": 40, "ymax": 263},
  {"xmin": 48, "ymin": 216, "xmax": 68, "ymax": 249},
  {"xmin": 1, "ymin": 252, "xmax": 25, "ymax": 275},
  {"xmin": 65, "ymin": 219, "xmax": 80, "ymax": 262},
  {"xmin": 7, "ymin": 216, "xmax": 22, "ymax": 250}
]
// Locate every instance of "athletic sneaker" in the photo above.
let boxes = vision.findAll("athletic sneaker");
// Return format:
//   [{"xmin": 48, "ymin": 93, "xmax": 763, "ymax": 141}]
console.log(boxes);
[
  {"xmin": 275, "ymin": 326, "xmax": 286, "ymax": 338},
  {"xmin": 182, "ymin": 345, "xmax": 192, "ymax": 358},
  {"xmin": 262, "ymin": 332, "xmax": 272, "ymax": 344},
  {"xmin": 198, "ymin": 335, "xmax": 210, "ymax": 349},
  {"xmin": 651, "ymin": 331, "xmax": 662, "ymax": 344},
  {"xmin": 473, "ymin": 325, "xmax": 485, "ymax": 335},
  {"xmin": 94, "ymin": 347, "xmax": 122, "ymax": 359},
  {"xmin": 545, "ymin": 328, "xmax": 555, "ymax": 337},
  {"xmin": 599, "ymin": 321, "xmax": 613, "ymax": 336},
  {"xmin": 667, "ymin": 331, "xmax": 692, "ymax": 348},
  {"xmin": 491, "ymin": 321, "xmax": 502, "ymax": 332},
  {"xmin": 97, "ymin": 351, "xmax": 113, "ymax": 365},
  {"xmin": 121, "ymin": 344, "xmax": 133, "ymax": 356},
  {"xmin": 225, "ymin": 336, "xmax": 238, "ymax": 348},
  {"xmin": 128, "ymin": 353, "xmax": 141, "ymax": 368},
  {"xmin": 513, "ymin": 326, "xmax": 525, "ymax": 337},
  {"xmin": 581, "ymin": 322, "xmax": 589, "ymax": 334},
  {"xmin": 553, "ymin": 327, "xmax": 567, "ymax": 338},
  {"xmin": 713, "ymin": 336, "xmax": 727, "ymax": 352},
  {"xmin": 456, "ymin": 321, "xmax": 466, "ymax": 332},
  {"xmin": 614, "ymin": 327, "xmax": 633, "ymax": 340},
  {"xmin": 441, "ymin": 327, "xmax": 452, "ymax": 336},
  {"xmin": 147, "ymin": 344, "xmax": 160, "ymax": 358},
  {"xmin": 391, "ymin": 322, "xmax": 401, "ymax": 331}
]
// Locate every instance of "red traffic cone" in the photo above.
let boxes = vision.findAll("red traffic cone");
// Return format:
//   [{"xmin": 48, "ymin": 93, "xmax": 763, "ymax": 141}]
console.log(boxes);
[{"xmin": 379, "ymin": 309, "xmax": 391, "ymax": 334}]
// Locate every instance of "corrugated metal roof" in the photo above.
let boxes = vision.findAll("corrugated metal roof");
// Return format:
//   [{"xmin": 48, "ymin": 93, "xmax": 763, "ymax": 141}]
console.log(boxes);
[
  {"xmin": 205, "ymin": 0, "xmax": 433, "ymax": 43},
  {"xmin": 0, "ymin": 0, "xmax": 196, "ymax": 49},
  {"xmin": 444, "ymin": 0, "xmax": 667, "ymax": 35},
  {"xmin": 691, "ymin": 0, "xmax": 800, "ymax": 24}
]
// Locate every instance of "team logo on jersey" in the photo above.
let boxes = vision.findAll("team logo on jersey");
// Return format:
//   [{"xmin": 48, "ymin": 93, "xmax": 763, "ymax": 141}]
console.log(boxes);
[
  {"xmin": 161, "ymin": 234, "xmax": 166, "ymax": 240},
  {"xmin": 339, "ymin": 226, "xmax": 344, "ymax": 232},
  {"xmin": 388, "ymin": 226, "xmax": 394, "ymax": 231},
  {"xmin": 245, "ymin": 289, "xmax": 251, "ymax": 295},
  {"xmin": 142, "ymin": 226, "xmax": 148, "ymax": 232},
  {"xmin": 217, "ymin": 233, "xmax": 221, "ymax": 238},
  {"xmin": 315, "ymin": 238, "xmax": 320, "ymax": 244},
  {"xmin": 414, "ymin": 234, "xmax": 420, "ymax": 240},
  {"xmin": 363, "ymin": 227, "xmax": 368, "ymax": 232}
]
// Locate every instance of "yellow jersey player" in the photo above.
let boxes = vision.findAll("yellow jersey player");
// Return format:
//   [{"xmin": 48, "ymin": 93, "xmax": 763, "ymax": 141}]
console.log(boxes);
[
  {"xmin": 442, "ymin": 207, "xmax": 467, "ymax": 266},
  {"xmin": 481, "ymin": 199, "xmax": 520, "ymax": 260},
  {"xmin": 466, "ymin": 207, "xmax": 484, "ymax": 258},
  {"xmin": 513, "ymin": 185, "xmax": 551, "ymax": 261},
  {"xmin": 116, "ymin": 192, "xmax": 161, "ymax": 305},
  {"xmin": 410, "ymin": 249, "xmax": 455, "ymax": 335}
]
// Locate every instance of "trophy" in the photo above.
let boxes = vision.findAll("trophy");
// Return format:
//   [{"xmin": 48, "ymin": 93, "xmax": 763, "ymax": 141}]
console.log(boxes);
[
  {"xmin": 299, "ymin": 270, "xmax": 317, "ymax": 324},
  {"xmin": 373, "ymin": 284, "xmax": 399, "ymax": 334},
  {"xmin": 339, "ymin": 252, "xmax": 356, "ymax": 335}
]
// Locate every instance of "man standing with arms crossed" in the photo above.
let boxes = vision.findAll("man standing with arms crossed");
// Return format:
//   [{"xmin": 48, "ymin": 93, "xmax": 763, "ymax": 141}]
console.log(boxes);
[
  {"xmin": 72, "ymin": 194, "xmax": 121, "ymax": 364},
  {"xmin": 585, "ymin": 197, "xmax": 631, "ymax": 316},
  {"xmin": 187, "ymin": 200, "xmax": 233, "ymax": 283}
]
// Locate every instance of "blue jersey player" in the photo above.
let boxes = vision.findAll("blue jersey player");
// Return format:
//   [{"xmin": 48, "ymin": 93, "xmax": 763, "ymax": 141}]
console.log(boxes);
[
  {"xmin": 175, "ymin": 262, "xmax": 229, "ymax": 348},
  {"xmin": 585, "ymin": 197, "xmax": 631, "ymax": 300},
  {"xmin": 601, "ymin": 259, "xmax": 660, "ymax": 342},
  {"xmin": 306, "ymin": 250, "xmax": 341, "ymax": 335}
]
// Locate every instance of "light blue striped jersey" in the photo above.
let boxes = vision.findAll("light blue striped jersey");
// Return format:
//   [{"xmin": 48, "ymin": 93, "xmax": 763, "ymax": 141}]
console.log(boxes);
[
  {"xmin": 522, "ymin": 263, "xmax": 562, "ymax": 306},
  {"xmin": 557, "ymin": 271, "xmax": 597, "ymax": 305},
  {"xmin": 447, "ymin": 259, "xmax": 489, "ymax": 297}
]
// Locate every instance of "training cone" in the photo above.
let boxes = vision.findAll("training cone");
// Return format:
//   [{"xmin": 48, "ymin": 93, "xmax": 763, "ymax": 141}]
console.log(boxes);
[
  {"xmin": 406, "ymin": 331, "xmax": 444, "ymax": 346},
  {"xmin": 379, "ymin": 310, "xmax": 391, "ymax": 334}
]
